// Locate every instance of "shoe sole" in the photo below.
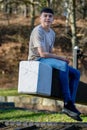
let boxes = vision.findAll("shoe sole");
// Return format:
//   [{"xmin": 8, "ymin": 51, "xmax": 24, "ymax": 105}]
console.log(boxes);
[
  {"xmin": 71, "ymin": 115, "xmax": 82, "ymax": 121},
  {"xmin": 62, "ymin": 108, "xmax": 82, "ymax": 121},
  {"xmin": 62, "ymin": 108, "xmax": 78, "ymax": 116}
]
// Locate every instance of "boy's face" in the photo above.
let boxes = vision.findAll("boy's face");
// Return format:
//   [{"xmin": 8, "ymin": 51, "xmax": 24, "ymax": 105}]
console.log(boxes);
[{"xmin": 40, "ymin": 12, "xmax": 54, "ymax": 28}]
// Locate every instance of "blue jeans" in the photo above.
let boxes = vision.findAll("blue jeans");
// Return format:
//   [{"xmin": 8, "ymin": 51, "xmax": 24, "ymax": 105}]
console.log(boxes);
[{"xmin": 37, "ymin": 58, "xmax": 80, "ymax": 103}]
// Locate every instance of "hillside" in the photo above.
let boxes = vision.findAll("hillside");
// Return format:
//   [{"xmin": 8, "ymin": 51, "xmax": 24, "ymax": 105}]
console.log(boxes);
[{"xmin": 0, "ymin": 14, "xmax": 87, "ymax": 88}]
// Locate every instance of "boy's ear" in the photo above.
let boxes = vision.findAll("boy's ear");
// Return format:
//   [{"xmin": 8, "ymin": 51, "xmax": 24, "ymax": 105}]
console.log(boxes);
[{"xmin": 40, "ymin": 14, "xmax": 42, "ymax": 18}]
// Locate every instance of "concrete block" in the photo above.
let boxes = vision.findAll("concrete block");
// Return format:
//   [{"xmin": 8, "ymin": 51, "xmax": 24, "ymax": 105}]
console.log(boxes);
[{"xmin": 18, "ymin": 61, "xmax": 52, "ymax": 96}]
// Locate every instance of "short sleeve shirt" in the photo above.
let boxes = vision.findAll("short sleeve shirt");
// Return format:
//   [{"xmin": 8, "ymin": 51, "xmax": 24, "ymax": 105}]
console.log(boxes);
[{"xmin": 28, "ymin": 25, "xmax": 55, "ymax": 60}]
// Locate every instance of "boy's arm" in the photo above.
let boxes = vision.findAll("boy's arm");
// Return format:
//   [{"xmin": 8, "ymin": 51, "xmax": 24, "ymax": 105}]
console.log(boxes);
[{"xmin": 37, "ymin": 47, "xmax": 69, "ymax": 63}]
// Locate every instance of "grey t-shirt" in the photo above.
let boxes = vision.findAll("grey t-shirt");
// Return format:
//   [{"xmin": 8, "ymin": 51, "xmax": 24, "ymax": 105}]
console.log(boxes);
[{"xmin": 28, "ymin": 25, "xmax": 55, "ymax": 60}]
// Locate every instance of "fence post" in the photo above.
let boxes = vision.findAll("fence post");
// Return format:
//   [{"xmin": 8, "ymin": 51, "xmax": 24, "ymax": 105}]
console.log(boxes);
[{"xmin": 73, "ymin": 46, "xmax": 79, "ymax": 69}]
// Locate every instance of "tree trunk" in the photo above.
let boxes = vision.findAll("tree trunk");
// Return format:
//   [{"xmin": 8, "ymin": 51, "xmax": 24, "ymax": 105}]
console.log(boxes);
[
  {"xmin": 67, "ymin": 0, "xmax": 77, "ymax": 67},
  {"xmin": 68, "ymin": 0, "xmax": 77, "ymax": 50},
  {"xmin": 30, "ymin": 0, "xmax": 35, "ymax": 31}
]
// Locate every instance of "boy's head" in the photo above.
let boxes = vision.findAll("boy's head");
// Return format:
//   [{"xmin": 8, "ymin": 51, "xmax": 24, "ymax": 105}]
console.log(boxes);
[
  {"xmin": 40, "ymin": 7, "xmax": 54, "ymax": 29},
  {"xmin": 40, "ymin": 7, "xmax": 54, "ymax": 15}
]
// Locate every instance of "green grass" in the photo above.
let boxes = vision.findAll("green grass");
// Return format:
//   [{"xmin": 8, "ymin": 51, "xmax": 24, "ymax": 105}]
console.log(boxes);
[
  {"xmin": 0, "ymin": 109, "xmax": 87, "ymax": 122},
  {"xmin": 0, "ymin": 88, "xmax": 87, "ymax": 122},
  {"xmin": 0, "ymin": 88, "xmax": 19, "ymax": 96}
]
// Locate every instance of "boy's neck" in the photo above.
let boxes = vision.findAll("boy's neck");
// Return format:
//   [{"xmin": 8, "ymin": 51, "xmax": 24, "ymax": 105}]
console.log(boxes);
[{"xmin": 41, "ymin": 24, "xmax": 50, "ymax": 32}]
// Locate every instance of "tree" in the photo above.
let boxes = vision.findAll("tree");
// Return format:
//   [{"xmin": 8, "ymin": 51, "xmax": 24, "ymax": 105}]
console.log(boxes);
[
  {"xmin": 68, "ymin": 0, "xmax": 76, "ymax": 49},
  {"xmin": 80, "ymin": 0, "xmax": 87, "ymax": 19}
]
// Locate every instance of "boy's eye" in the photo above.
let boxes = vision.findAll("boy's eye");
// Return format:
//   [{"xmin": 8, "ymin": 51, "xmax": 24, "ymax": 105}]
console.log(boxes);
[{"xmin": 44, "ymin": 14, "xmax": 52, "ymax": 18}]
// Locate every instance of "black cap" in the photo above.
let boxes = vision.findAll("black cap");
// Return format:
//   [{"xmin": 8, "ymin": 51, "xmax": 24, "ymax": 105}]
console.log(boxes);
[{"xmin": 40, "ymin": 7, "xmax": 54, "ymax": 14}]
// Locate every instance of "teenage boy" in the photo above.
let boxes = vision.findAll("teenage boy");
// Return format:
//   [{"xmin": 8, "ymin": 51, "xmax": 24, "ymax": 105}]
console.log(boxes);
[{"xmin": 28, "ymin": 7, "xmax": 82, "ymax": 121}]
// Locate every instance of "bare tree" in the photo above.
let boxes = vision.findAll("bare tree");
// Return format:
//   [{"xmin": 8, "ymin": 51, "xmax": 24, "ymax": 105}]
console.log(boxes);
[
  {"xmin": 80, "ymin": 0, "xmax": 87, "ymax": 19},
  {"xmin": 69, "ymin": 0, "xmax": 76, "ymax": 49},
  {"xmin": 64, "ymin": 0, "xmax": 77, "ymax": 49}
]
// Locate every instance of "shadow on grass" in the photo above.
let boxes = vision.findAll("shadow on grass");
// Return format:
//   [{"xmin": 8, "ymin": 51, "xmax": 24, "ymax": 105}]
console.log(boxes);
[
  {"xmin": 0, "ymin": 108, "xmax": 86, "ymax": 122},
  {"xmin": 0, "ymin": 108, "xmax": 50, "ymax": 120}
]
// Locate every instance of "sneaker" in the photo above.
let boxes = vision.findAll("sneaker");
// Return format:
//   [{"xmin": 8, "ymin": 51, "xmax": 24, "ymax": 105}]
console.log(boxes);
[
  {"xmin": 62, "ymin": 101, "xmax": 82, "ymax": 121},
  {"xmin": 71, "ymin": 115, "xmax": 82, "ymax": 121},
  {"xmin": 64, "ymin": 102, "xmax": 81, "ymax": 115},
  {"xmin": 76, "ymin": 109, "xmax": 81, "ymax": 115}
]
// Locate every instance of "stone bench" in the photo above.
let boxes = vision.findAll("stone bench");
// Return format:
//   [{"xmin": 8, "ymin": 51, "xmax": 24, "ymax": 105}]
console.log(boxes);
[{"xmin": 18, "ymin": 61, "xmax": 87, "ymax": 105}]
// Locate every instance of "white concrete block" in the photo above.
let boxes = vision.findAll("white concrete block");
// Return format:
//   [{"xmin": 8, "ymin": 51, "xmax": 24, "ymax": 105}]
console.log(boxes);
[{"xmin": 18, "ymin": 61, "xmax": 52, "ymax": 96}]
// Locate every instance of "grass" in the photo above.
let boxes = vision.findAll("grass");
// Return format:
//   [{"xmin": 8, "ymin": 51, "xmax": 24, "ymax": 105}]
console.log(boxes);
[
  {"xmin": 0, "ymin": 88, "xmax": 19, "ymax": 96},
  {"xmin": 0, "ymin": 88, "xmax": 87, "ymax": 122},
  {"xmin": 0, "ymin": 108, "xmax": 87, "ymax": 122}
]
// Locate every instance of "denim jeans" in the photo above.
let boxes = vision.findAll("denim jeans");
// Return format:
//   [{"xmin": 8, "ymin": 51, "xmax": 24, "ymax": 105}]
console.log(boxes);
[{"xmin": 37, "ymin": 58, "xmax": 80, "ymax": 103}]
